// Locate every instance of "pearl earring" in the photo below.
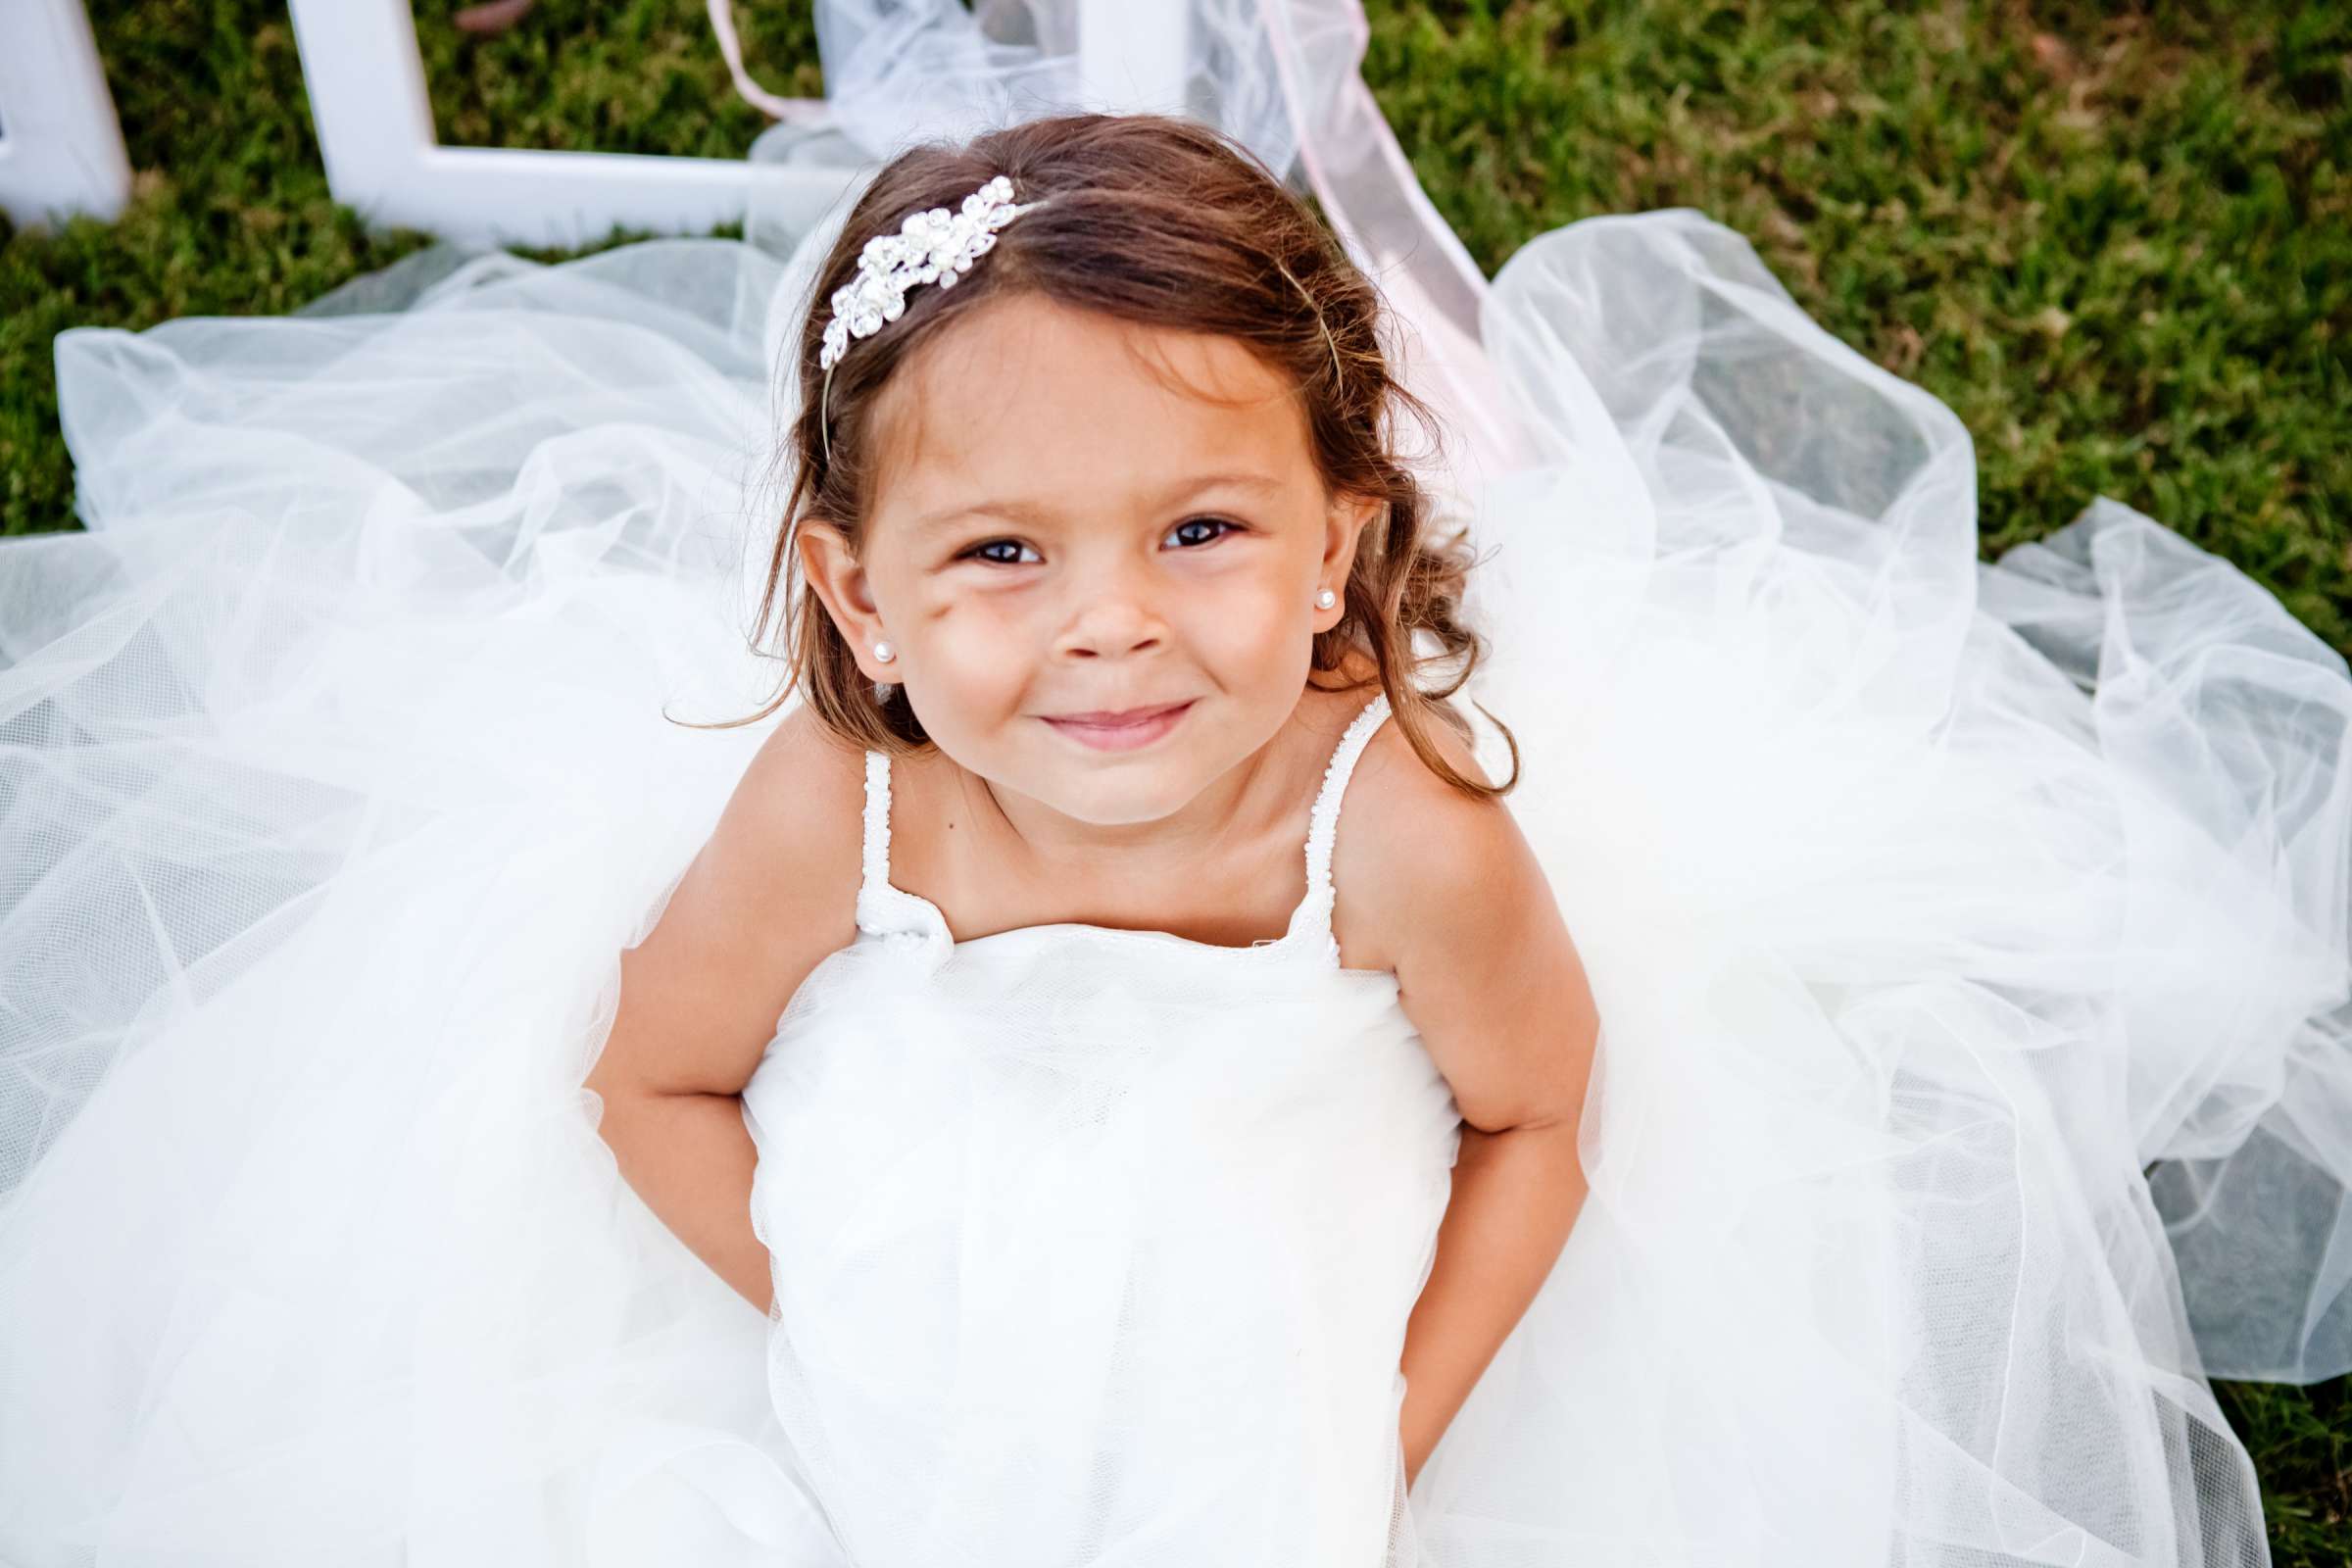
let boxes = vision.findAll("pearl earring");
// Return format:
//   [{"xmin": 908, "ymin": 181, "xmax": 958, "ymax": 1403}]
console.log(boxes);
[
  {"xmin": 873, "ymin": 640, "xmax": 896, "ymax": 663},
  {"xmin": 1314, "ymin": 588, "xmax": 1338, "ymax": 610}
]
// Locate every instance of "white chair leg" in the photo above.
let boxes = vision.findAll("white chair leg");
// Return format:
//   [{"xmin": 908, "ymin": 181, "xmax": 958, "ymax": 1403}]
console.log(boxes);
[{"xmin": 0, "ymin": 0, "xmax": 133, "ymax": 230}]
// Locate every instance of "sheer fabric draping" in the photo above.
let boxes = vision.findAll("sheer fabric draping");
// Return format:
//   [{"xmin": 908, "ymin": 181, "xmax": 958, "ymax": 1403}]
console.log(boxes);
[{"xmin": 1, "ymin": 3, "xmax": 2345, "ymax": 1563}]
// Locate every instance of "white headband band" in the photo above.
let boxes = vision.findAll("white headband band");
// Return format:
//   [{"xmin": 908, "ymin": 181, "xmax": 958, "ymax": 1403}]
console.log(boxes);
[{"xmin": 816, "ymin": 173, "xmax": 1048, "ymax": 462}]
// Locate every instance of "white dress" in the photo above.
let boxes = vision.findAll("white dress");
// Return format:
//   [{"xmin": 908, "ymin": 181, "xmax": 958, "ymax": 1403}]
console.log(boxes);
[
  {"xmin": 741, "ymin": 692, "xmax": 1462, "ymax": 1565},
  {"xmin": 3, "ymin": 3, "xmax": 2350, "ymax": 1563}
]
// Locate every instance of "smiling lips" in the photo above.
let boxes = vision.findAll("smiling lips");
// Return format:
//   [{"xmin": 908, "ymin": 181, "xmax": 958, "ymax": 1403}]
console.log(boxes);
[{"xmin": 1042, "ymin": 699, "xmax": 1197, "ymax": 752}]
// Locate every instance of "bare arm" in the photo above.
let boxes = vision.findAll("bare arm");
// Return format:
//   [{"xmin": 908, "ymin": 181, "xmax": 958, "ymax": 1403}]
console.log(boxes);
[
  {"xmin": 1340, "ymin": 725, "xmax": 1600, "ymax": 1488},
  {"xmin": 591, "ymin": 1087, "xmax": 775, "ymax": 1310},
  {"xmin": 582, "ymin": 707, "xmax": 867, "ymax": 1316},
  {"xmin": 1397, "ymin": 1122, "xmax": 1587, "ymax": 1486}
]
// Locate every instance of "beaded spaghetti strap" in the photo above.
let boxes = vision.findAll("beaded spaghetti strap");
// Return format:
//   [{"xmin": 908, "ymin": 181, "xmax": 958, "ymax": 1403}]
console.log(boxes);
[
  {"xmin": 1287, "ymin": 691, "xmax": 1394, "ymax": 960},
  {"xmin": 855, "ymin": 749, "xmax": 922, "ymax": 938},
  {"xmin": 859, "ymin": 752, "xmax": 892, "ymax": 885}
]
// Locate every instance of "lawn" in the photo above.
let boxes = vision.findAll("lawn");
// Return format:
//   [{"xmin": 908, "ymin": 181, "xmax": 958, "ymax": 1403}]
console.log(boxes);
[{"xmin": 2, "ymin": 0, "xmax": 2347, "ymax": 1555}]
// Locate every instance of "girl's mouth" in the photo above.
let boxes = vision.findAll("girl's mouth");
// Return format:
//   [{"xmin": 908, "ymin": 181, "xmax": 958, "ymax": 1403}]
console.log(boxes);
[{"xmin": 1041, "ymin": 700, "xmax": 1197, "ymax": 752}]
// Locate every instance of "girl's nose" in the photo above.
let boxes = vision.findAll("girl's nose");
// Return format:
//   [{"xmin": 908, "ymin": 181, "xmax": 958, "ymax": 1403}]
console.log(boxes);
[
  {"xmin": 1054, "ymin": 564, "xmax": 1167, "ymax": 660},
  {"xmin": 1057, "ymin": 604, "xmax": 1165, "ymax": 660}
]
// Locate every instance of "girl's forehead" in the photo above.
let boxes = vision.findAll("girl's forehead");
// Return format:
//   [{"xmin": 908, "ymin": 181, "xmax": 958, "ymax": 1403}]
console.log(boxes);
[{"xmin": 869, "ymin": 294, "xmax": 1316, "ymax": 520}]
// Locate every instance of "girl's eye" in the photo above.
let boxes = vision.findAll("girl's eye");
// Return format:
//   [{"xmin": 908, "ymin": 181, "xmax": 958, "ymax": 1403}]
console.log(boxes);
[
  {"xmin": 1165, "ymin": 516, "xmax": 1240, "ymax": 549},
  {"xmin": 961, "ymin": 538, "xmax": 1042, "ymax": 566}
]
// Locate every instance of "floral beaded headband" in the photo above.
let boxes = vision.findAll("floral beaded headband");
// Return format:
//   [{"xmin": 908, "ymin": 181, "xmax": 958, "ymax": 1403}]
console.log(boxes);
[{"xmin": 815, "ymin": 173, "xmax": 1049, "ymax": 463}]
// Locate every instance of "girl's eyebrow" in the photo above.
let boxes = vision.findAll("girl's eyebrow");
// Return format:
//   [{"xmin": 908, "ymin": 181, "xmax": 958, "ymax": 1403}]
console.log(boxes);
[{"xmin": 908, "ymin": 471, "xmax": 1285, "ymax": 534}]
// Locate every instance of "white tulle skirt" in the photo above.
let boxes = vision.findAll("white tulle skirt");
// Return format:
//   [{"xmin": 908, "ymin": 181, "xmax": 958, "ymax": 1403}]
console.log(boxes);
[
  {"xmin": 1411, "ymin": 211, "xmax": 2351, "ymax": 1567},
  {"xmin": 2, "ymin": 201, "xmax": 2347, "ymax": 1567}
]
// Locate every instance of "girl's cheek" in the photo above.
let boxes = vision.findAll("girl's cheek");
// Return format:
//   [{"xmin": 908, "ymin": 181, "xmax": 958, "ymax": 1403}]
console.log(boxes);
[
  {"xmin": 926, "ymin": 606, "xmax": 1045, "ymax": 711},
  {"xmin": 1210, "ymin": 568, "xmax": 1310, "ymax": 647},
  {"xmin": 927, "ymin": 588, "xmax": 1038, "ymax": 657}
]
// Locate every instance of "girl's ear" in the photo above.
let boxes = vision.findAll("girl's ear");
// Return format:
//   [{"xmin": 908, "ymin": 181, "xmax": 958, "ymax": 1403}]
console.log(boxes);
[
  {"xmin": 1318, "ymin": 493, "xmax": 1387, "ymax": 618},
  {"xmin": 796, "ymin": 520, "xmax": 895, "ymax": 683}
]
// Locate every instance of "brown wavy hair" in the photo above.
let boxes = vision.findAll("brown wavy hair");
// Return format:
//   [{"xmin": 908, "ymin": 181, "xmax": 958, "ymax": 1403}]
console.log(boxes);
[{"xmin": 687, "ymin": 110, "xmax": 1516, "ymax": 799}]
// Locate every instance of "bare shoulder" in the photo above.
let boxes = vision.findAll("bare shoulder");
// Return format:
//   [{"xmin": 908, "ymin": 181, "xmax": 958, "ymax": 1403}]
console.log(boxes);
[
  {"xmin": 715, "ymin": 702, "xmax": 871, "ymax": 909},
  {"xmin": 587, "ymin": 704, "xmax": 868, "ymax": 1100},
  {"xmin": 1327, "ymin": 696, "xmax": 1514, "ymax": 966},
  {"xmin": 1326, "ymin": 694, "xmax": 1531, "ymax": 975}
]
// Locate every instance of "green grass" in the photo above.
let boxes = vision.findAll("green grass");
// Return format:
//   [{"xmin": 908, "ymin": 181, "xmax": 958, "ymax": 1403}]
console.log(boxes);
[
  {"xmin": 1363, "ymin": 0, "xmax": 2352, "ymax": 653},
  {"xmin": 2, "ymin": 0, "xmax": 2348, "ymax": 1555},
  {"xmin": 0, "ymin": 0, "xmax": 818, "ymax": 530}
]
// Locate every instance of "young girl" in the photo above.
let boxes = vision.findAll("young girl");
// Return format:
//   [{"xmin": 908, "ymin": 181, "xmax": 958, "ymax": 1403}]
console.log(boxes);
[
  {"xmin": 582, "ymin": 116, "xmax": 1597, "ymax": 1562},
  {"xmin": 2, "ymin": 44, "xmax": 2347, "ymax": 1568}
]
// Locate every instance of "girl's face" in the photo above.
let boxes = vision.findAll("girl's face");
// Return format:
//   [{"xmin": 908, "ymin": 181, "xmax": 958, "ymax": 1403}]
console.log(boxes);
[{"xmin": 800, "ymin": 291, "xmax": 1379, "ymax": 828}]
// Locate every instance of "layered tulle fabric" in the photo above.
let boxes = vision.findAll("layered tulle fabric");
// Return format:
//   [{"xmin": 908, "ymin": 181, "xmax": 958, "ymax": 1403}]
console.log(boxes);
[
  {"xmin": 3, "ymin": 1, "xmax": 2349, "ymax": 1563},
  {"xmin": 0, "ymin": 242, "xmax": 855, "ymax": 1563},
  {"xmin": 1412, "ymin": 210, "xmax": 2350, "ymax": 1566}
]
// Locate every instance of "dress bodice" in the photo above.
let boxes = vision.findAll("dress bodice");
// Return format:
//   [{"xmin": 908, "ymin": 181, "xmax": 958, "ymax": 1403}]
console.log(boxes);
[{"xmin": 740, "ymin": 692, "xmax": 1465, "ymax": 1566}]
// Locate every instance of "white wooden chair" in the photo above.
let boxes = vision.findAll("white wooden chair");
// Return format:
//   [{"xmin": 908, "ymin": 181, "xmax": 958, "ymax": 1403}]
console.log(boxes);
[
  {"xmin": 0, "ymin": 0, "xmax": 132, "ymax": 230},
  {"xmin": 279, "ymin": 0, "xmax": 837, "ymax": 249},
  {"xmin": 0, "ymin": 0, "xmax": 1188, "ymax": 245},
  {"xmin": 281, "ymin": 0, "xmax": 1190, "ymax": 249}
]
